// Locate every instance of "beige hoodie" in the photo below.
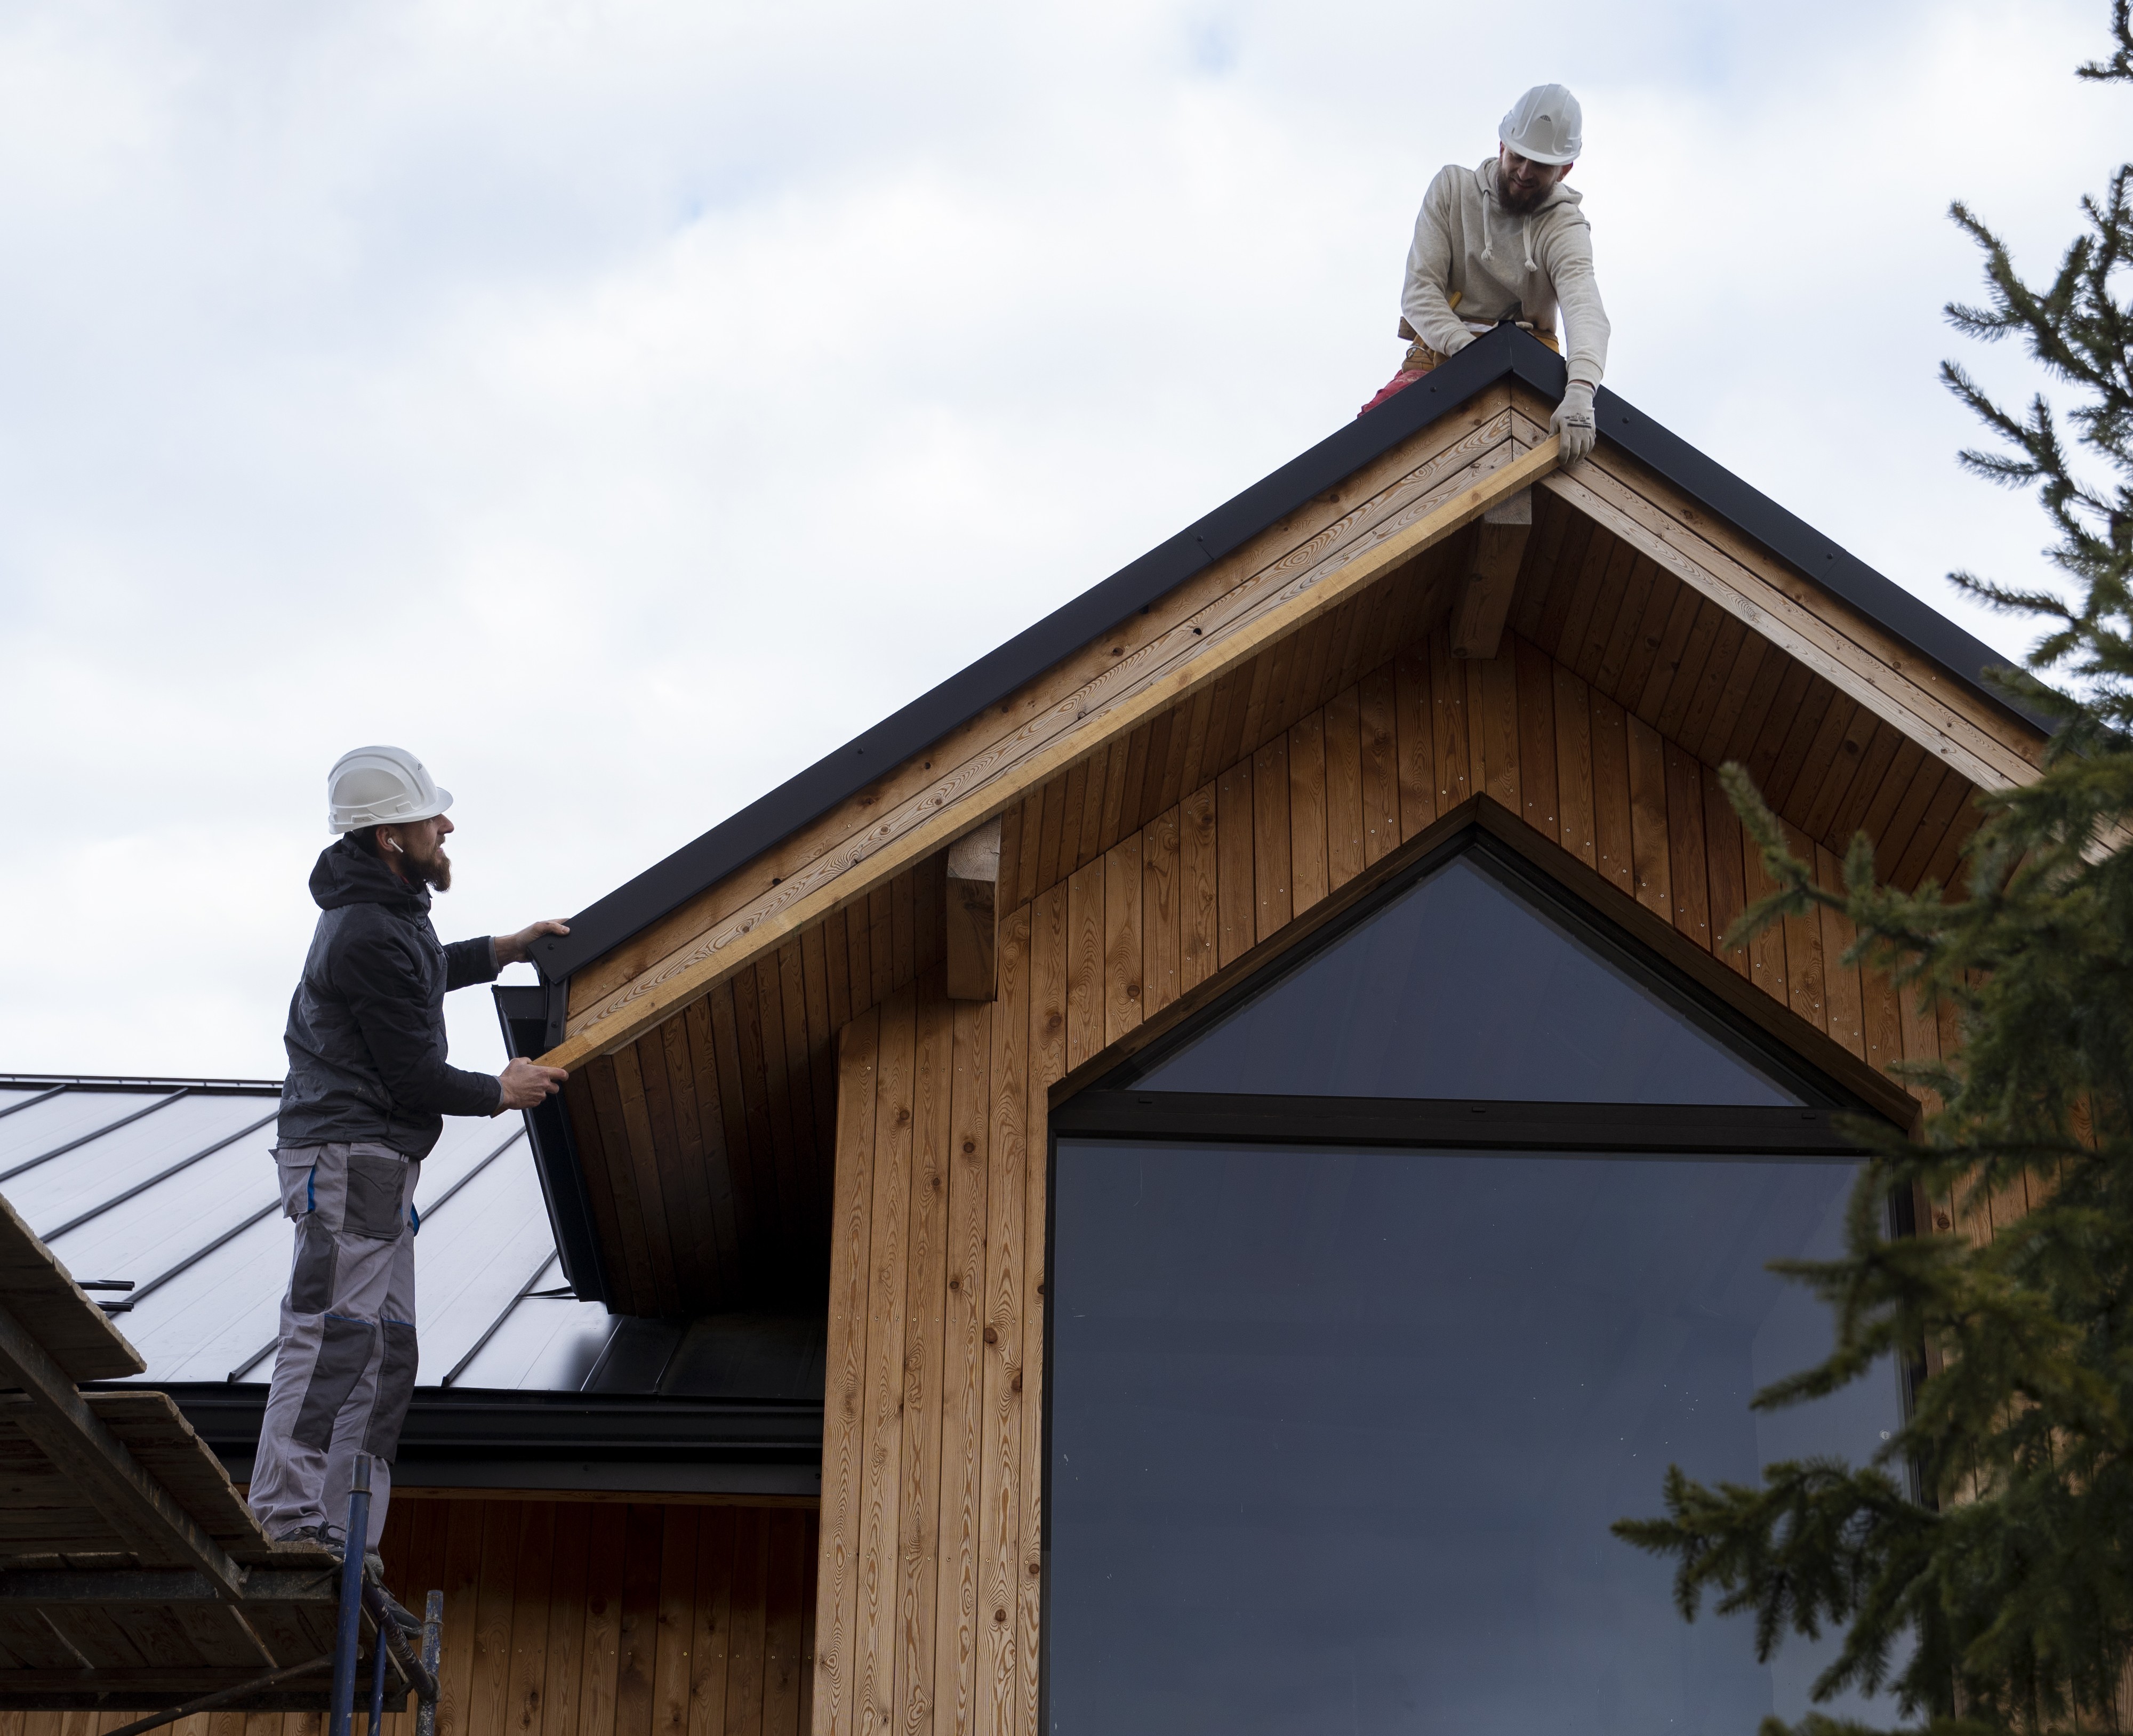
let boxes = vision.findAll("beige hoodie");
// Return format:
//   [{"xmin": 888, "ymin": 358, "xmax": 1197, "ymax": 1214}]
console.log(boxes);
[{"xmin": 1401, "ymin": 156, "xmax": 1610, "ymax": 390}]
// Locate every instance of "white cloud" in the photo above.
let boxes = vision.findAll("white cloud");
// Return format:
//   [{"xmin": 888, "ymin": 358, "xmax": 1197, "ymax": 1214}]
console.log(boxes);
[{"xmin": 2, "ymin": 0, "xmax": 2123, "ymax": 1080}]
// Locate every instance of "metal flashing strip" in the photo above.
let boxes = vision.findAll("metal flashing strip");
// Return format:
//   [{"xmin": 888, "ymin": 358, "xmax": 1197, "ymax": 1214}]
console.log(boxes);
[
  {"xmin": 439, "ymin": 1250, "xmax": 560, "ymax": 1389},
  {"xmin": 0, "ymin": 1084, "xmax": 68, "ymax": 1122},
  {"xmin": 533, "ymin": 327, "xmax": 2042, "ymax": 988},
  {"xmin": 0, "ymin": 1074, "xmax": 282, "ymax": 1097}
]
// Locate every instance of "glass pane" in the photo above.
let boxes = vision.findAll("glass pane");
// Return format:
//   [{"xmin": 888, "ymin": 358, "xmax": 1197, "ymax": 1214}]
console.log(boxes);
[
  {"xmin": 1048, "ymin": 1140, "xmax": 1902, "ymax": 1734},
  {"xmin": 1135, "ymin": 855, "xmax": 1798, "ymax": 1104}
]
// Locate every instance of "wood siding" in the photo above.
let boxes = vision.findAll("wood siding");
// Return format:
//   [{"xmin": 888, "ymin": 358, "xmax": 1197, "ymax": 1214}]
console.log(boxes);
[
  {"xmin": 3, "ymin": 1498, "xmax": 817, "ymax": 1736},
  {"xmin": 811, "ymin": 604, "xmax": 1974, "ymax": 1733}
]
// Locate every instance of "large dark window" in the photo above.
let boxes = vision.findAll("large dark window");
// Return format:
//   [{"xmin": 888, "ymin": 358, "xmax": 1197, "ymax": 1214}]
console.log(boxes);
[
  {"xmin": 1044, "ymin": 837, "xmax": 1903, "ymax": 1733},
  {"xmin": 1135, "ymin": 854, "xmax": 1798, "ymax": 1106}
]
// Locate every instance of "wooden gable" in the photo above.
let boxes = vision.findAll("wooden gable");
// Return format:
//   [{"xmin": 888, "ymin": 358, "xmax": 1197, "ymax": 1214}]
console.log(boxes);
[{"xmin": 537, "ymin": 374, "xmax": 2043, "ymax": 1322}]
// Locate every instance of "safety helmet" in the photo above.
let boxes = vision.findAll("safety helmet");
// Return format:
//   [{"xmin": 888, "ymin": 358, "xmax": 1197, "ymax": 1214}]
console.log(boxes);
[
  {"xmin": 1499, "ymin": 84, "xmax": 1583, "ymax": 166},
  {"xmin": 327, "ymin": 745, "xmax": 453, "ymax": 833}
]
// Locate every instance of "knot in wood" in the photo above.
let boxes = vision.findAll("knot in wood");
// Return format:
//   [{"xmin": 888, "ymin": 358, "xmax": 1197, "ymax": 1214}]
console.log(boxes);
[
  {"xmin": 983, "ymin": 1325, "xmax": 998, "ymax": 1345},
  {"xmin": 995, "ymin": 1609, "xmax": 1007, "ymax": 1625},
  {"xmin": 1012, "ymin": 1371, "xmax": 1022, "ymax": 1393},
  {"xmin": 949, "ymin": 1277, "xmax": 960, "ymax": 1291},
  {"xmin": 896, "ymin": 1106, "xmax": 911, "ymax": 1126},
  {"xmin": 962, "ymin": 1138, "xmax": 976, "ymax": 1155}
]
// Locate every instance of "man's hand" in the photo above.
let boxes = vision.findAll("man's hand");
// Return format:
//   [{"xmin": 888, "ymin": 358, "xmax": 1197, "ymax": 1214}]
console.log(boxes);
[
  {"xmin": 1550, "ymin": 381, "xmax": 1597, "ymax": 465},
  {"xmin": 495, "ymin": 919, "xmax": 570, "ymax": 968},
  {"xmin": 497, "ymin": 1057, "xmax": 568, "ymax": 1111}
]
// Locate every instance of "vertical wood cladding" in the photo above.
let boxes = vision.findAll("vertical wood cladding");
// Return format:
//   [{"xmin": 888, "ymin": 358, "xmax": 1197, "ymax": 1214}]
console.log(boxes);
[
  {"xmin": 0, "ymin": 1498, "xmax": 817, "ymax": 1736},
  {"xmin": 814, "ymin": 610, "xmax": 1966, "ymax": 1735}
]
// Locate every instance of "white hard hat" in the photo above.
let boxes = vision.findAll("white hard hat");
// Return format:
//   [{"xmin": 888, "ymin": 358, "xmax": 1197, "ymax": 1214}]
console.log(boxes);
[
  {"xmin": 327, "ymin": 745, "xmax": 453, "ymax": 833},
  {"xmin": 1499, "ymin": 84, "xmax": 1583, "ymax": 165}
]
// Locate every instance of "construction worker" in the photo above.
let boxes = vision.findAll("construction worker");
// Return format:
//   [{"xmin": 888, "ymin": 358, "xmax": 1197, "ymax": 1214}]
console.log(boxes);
[
  {"xmin": 249, "ymin": 745, "xmax": 568, "ymax": 1558},
  {"xmin": 1360, "ymin": 82, "xmax": 1610, "ymax": 463}
]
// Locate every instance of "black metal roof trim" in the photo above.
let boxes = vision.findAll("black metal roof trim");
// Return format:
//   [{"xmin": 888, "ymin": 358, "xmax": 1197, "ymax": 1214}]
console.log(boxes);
[
  {"xmin": 146, "ymin": 1383, "xmax": 825, "ymax": 1462},
  {"xmin": 537, "ymin": 327, "xmax": 2042, "ymax": 985},
  {"xmin": 0, "ymin": 1073, "xmax": 280, "ymax": 1095}
]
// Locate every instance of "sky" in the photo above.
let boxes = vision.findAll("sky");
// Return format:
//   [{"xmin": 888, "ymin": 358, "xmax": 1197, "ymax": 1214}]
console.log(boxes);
[{"xmin": 2, "ymin": 0, "xmax": 2124, "ymax": 1083}]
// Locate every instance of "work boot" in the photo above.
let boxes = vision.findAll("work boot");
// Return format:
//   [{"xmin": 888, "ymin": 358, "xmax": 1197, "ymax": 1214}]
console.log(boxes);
[
  {"xmin": 276, "ymin": 1522, "xmax": 344, "ymax": 1562},
  {"xmin": 364, "ymin": 1553, "xmax": 426, "ymax": 1631}
]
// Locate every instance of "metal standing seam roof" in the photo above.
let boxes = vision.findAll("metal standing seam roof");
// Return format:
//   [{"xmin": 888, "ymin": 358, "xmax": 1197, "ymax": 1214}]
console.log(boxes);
[
  {"xmin": 0, "ymin": 1074, "xmax": 619, "ymax": 1394},
  {"xmin": 530, "ymin": 325, "xmax": 2051, "ymax": 990}
]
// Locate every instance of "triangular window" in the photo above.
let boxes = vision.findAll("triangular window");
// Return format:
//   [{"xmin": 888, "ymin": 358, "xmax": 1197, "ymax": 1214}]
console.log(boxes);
[{"xmin": 1132, "ymin": 850, "xmax": 1800, "ymax": 1106}]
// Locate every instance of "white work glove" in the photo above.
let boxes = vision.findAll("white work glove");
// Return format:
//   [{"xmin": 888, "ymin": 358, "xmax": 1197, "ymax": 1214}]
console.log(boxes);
[{"xmin": 1550, "ymin": 381, "xmax": 1597, "ymax": 465}]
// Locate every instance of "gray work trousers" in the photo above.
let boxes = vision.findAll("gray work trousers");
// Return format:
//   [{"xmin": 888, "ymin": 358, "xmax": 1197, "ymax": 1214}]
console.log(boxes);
[{"xmin": 247, "ymin": 1142, "xmax": 420, "ymax": 1551}]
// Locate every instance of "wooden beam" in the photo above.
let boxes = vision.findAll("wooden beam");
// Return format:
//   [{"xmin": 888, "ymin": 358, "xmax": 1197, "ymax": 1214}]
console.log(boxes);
[
  {"xmin": 0, "ymin": 1313, "xmax": 247, "ymax": 1598},
  {"xmin": 944, "ymin": 819, "xmax": 1001, "ymax": 1001},
  {"xmin": 1450, "ymin": 488, "xmax": 1533, "ymax": 660},
  {"xmin": 538, "ymin": 436, "xmax": 1564, "ymax": 1072}
]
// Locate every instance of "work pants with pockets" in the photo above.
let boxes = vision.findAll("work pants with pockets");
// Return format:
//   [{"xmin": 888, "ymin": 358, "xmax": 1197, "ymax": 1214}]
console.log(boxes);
[{"xmin": 247, "ymin": 1141, "xmax": 420, "ymax": 1552}]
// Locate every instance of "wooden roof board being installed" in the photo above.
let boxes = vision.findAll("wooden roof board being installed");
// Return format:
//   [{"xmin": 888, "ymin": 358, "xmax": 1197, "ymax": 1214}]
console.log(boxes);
[{"xmin": 517, "ymin": 344, "xmax": 2049, "ymax": 1316}]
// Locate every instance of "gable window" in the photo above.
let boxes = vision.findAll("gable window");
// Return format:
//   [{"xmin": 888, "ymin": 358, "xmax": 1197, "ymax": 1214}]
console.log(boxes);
[{"xmin": 1044, "ymin": 835, "xmax": 1907, "ymax": 1734}]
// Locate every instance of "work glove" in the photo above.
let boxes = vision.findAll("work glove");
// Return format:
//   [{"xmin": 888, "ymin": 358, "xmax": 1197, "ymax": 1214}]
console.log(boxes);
[{"xmin": 1550, "ymin": 381, "xmax": 1597, "ymax": 465}]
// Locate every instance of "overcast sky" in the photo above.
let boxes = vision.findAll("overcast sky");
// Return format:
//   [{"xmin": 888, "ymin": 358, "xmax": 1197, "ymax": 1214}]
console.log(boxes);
[{"xmin": 3, "ymin": 0, "xmax": 2121, "ymax": 1084}]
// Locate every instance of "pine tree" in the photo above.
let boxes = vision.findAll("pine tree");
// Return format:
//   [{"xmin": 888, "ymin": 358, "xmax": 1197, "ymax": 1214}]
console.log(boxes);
[{"xmin": 1612, "ymin": 9, "xmax": 2133, "ymax": 1732}]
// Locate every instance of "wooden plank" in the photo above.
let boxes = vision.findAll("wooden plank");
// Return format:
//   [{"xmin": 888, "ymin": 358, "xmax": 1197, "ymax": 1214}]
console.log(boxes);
[
  {"xmin": 1073, "ymin": 752, "xmax": 1107, "ymax": 876},
  {"xmin": 498, "ymin": 1504, "xmax": 555, "ymax": 1736},
  {"xmin": 1742, "ymin": 809, "xmax": 1791, "ymax": 1012},
  {"xmin": 1063, "ymin": 865, "xmax": 1103, "ymax": 1073},
  {"xmin": 1112, "ymin": 725, "xmax": 1151, "ymax": 853},
  {"xmin": 466, "ymin": 1502, "xmax": 522, "ymax": 1736},
  {"xmin": 1826, "ymin": 720, "xmax": 1902, "ymax": 845},
  {"xmin": 1778, "ymin": 690, "xmax": 1856, "ymax": 825},
  {"xmin": 852, "ymin": 991, "xmax": 917, "ymax": 1736},
  {"xmin": 1894, "ymin": 771, "xmax": 1974, "ymax": 891},
  {"xmin": 1750, "ymin": 665, "xmax": 1825, "ymax": 796},
  {"xmin": 1359, "ymin": 664, "xmax": 1401, "ymax": 867},
  {"xmin": 1815, "ymin": 844, "xmax": 1867, "ymax": 1060},
  {"xmin": 1095, "ymin": 738, "xmax": 1132, "ymax": 858},
  {"xmin": 1322, "ymin": 687, "xmax": 1366, "ymax": 892},
  {"xmin": 1472, "ymin": 649, "xmax": 1520, "ymax": 816},
  {"xmin": 577, "ymin": 1063, "xmax": 660, "ymax": 1323},
  {"xmin": 1873, "ymin": 759, "xmax": 1950, "ymax": 887},
  {"xmin": 1589, "ymin": 692, "xmax": 1634, "ymax": 895},
  {"xmin": 1054, "ymin": 761, "xmax": 1088, "ymax": 897},
  {"xmin": 1609, "ymin": 560, "xmax": 1676, "ymax": 705},
  {"xmin": 1728, "ymin": 652, "xmax": 1806, "ymax": 775},
  {"xmin": 1130, "ymin": 713, "xmax": 1172, "ymax": 840},
  {"xmin": 1703, "ymin": 764, "xmax": 1751, "ymax": 979},
  {"xmin": 1252, "ymin": 734, "xmax": 1293, "ymax": 943},
  {"xmin": 1662, "ymin": 741, "xmax": 1711, "ymax": 951},
  {"xmin": 932, "ymin": 999, "xmax": 992, "ymax": 1736},
  {"xmin": 1625, "ymin": 714, "xmax": 1672, "ymax": 922},
  {"xmin": 686, "ymin": 1509, "xmax": 732, "ymax": 1736},
  {"xmin": 1287, "ymin": 713, "xmax": 1329, "ymax": 915},
  {"xmin": 869, "ymin": 885, "xmax": 896, "ymax": 1015},
  {"xmin": 1570, "ymin": 539, "xmax": 1639, "ymax": 684},
  {"xmin": 1031, "ymin": 779, "xmax": 1066, "ymax": 911},
  {"xmin": 1215, "ymin": 761, "xmax": 1256, "ymax": 968},
  {"xmin": 1546, "ymin": 518, "xmax": 1617, "ymax": 669},
  {"xmin": 977, "ymin": 910, "xmax": 1031, "ymax": 1736},
  {"xmin": 813, "ymin": 1008, "xmax": 879, "ymax": 1736},
  {"xmin": 704, "ymin": 990, "xmax": 760, "ymax": 1289},
  {"xmin": 1393, "ymin": 644, "xmax": 1437, "ymax": 842},
  {"xmin": 1103, "ymin": 835, "xmax": 1145, "ymax": 1047},
  {"xmin": 540, "ymin": 1502, "xmax": 590, "ymax": 1736},
  {"xmin": 1779, "ymin": 821, "xmax": 1829, "ymax": 1032},
  {"xmin": 1140, "ymin": 808, "xmax": 1182, "ymax": 1020},
  {"xmin": 608, "ymin": 1047, "xmax": 682, "ymax": 1316},
  {"xmin": 432, "ymin": 1500, "xmax": 485, "ymax": 1736},
  {"xmin": 1427, "ymin": 632, "xmax": 1471, "ymax": 815},
  {"xmin": 727, "ymin": 970, "xmax": 788, "ymax": 1263},
  {"xmin": 1019, "ymin": 889, "xmax": 1063, "ymax": 1736},
  {"xmin": 1170, "ymin": 690, "xmax": 1213, "ymax": 815},
  {"xmin": 796, "ymin": 1520, "xmax": 818, "ymax": 1736},
  {"xmin": 1178, "ymin": 784, "xmax": 1219, "ymax": 996},
  {"xmin": 761, "ymin": 1513, "xmax": 807, "ymax": 1736},
  {"xmin": 1639, "ymin": 586, "xmax": 1713, "ymax": 729},
  {"xmin": 723, "ymin": 1513, "xmax": 767, "ymax": 1736},
  {"xmin": 1552, "ymin": 663, "xmax": 1595, "ymax": 867},
  {"xmin": 1449, "ymin": 505, "xmax": 1531, "ymax": 661},
  {"xmin": 1512, "ymin": 636, "xmax": 1557, "ymax": 841},
  {"xmin": 896, "ymin": 990, "xmax": 953, "ymax": 1736}
]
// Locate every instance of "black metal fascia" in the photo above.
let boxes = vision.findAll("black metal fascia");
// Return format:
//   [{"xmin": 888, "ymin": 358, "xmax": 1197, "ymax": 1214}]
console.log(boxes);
[
  {"xmin": 142, "ymin": 1384, "xmax": 825, "ymax": 1464},
  {"xmin": 534, "ymin": 325, "xmax": 2046, "ymax": 986},
  {"xmin": 493, "ymin": 984, "xmax": 611, "ymax": 1305}
]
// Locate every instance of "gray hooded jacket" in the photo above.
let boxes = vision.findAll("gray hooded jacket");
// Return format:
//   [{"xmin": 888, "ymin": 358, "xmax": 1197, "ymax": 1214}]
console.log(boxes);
[
  {"xmin": 278, "ymin": 837, "xmax": 502, "ymax": 1158},
  {"xmin": 1401, "ymin": 156, "xmax": 1610, "ymax": 390}
]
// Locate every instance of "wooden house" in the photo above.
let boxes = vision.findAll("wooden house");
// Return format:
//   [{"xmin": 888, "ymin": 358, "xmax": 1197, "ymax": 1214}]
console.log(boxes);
[{"xmin": 2, "ymin": 325, "xmax": 2048, "ymax": 1736}]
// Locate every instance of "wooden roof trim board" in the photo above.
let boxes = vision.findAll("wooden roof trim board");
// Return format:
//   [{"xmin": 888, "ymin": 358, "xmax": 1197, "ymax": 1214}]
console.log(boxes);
[
  {"xmin": 537, "ymin": 438, "xmax": 1567, "ymax": 1073},
  {"xmin": 564, "ymin": 388, "xmax": 1518, "ymax": 1018}
]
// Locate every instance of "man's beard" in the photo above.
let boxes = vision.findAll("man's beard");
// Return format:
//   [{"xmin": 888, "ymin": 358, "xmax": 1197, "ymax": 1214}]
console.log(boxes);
[
  {"xmin": 1498, "ymin": 176, "xmax": 1551, "ymax": 215},
  {"xmin": 407, "ymin": 846, "xmax": 452, "ymax": 893}
]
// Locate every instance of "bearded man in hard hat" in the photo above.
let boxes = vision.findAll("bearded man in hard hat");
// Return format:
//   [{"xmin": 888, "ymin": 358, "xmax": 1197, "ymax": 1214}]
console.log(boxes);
[
  {"xmin": 249, "ymin": 745, "xmax": 570, "ymax": 1561},
  {"xmin": 1360, "ymin": 82, "xmax": 1611, "ymax": 464}
]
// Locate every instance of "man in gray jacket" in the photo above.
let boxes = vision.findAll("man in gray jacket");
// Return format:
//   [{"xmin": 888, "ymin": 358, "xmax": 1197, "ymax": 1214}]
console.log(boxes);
[
  {"xmin": 250, "ymin": 744, "xmax": 568, "ymax": 1555},
  {"xmin": 1362, "ymin": 83, "xmax": 1610, "ymax": 463}
]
